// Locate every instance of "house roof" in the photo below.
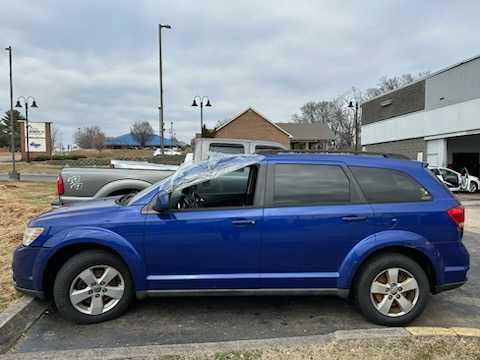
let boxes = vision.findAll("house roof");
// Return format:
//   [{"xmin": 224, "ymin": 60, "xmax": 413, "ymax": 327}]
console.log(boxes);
[
  {"xmin": 215, "ymin": 107, "xmax": 293, "ymax": 138},
  {"xmin": 106, "ymin": 133, "xmax": 181, "ymax": 146},
  {"xmin": 276, "ymin": 122, "xmax": 334, "ymax": 141}
]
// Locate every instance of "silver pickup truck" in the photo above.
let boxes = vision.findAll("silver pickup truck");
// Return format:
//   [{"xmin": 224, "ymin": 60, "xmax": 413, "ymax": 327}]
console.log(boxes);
[{"xmin": 55, "ymin": 138, "xmax": 285, "ymax": 205}]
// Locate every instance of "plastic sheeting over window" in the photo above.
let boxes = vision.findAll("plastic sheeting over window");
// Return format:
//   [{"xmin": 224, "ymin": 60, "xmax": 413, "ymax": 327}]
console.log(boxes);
[
  {"xmin": 163, "ymin": 153, "xmax": 264, "ymax": 193},
  {"xmin": 128, "ymin": 154, "xmax": 264, "ymax": 205}
]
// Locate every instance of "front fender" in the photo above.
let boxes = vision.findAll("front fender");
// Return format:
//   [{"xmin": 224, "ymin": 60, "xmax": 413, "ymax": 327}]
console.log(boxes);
[
  {"xmin": 337, "ymin": 230, "xmax": 443, "ymax": 289},
  {"xmin": 37, "ymin": 226, "xmax": 147, "ymax": 291}
]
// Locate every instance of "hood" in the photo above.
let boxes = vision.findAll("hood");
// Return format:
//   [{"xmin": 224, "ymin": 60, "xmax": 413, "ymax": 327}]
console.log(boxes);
[{"xmin": 32, "ymin": 197, "xmax": 121, "ymax": 224}]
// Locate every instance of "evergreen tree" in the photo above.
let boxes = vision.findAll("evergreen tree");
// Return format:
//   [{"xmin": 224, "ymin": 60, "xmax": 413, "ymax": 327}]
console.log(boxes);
[{"xmin": 0, "ymin": 110, "xmax": 24, "ymax": 151}]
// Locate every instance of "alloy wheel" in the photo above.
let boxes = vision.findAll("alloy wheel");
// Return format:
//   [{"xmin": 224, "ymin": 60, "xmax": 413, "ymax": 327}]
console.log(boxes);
[
  {"xmin": 69, "ymin": 265, "xmax": 125, "ymax": 316},
  {"xmin": 369, "ymin": 267, "xmax": 419, "ymax": 317}
]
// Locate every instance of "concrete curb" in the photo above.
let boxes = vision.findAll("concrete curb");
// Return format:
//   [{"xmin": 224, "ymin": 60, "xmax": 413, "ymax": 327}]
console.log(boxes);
[
  {"xmin": 0, "ymin": 328, "xmax": 410, "ymax": 360},
  {"xmin": 0, "ymin": 296, "xmax": 47, "ymax": 354}
]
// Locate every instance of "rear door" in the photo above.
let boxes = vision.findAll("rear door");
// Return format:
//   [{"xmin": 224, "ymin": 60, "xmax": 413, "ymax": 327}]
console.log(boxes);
[{"xmin": 260, "ymin": 160, "xmax": 375, "ymax": 289}]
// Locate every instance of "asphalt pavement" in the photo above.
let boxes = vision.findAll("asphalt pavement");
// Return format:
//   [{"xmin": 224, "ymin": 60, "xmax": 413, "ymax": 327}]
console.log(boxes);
[
  {"xmin": 0, "ymin": 174, "xmax": 56, "ymax": 183},
  {"xmin": 10, "ymin": 229, "xmax": 479, "ymax": 354}
]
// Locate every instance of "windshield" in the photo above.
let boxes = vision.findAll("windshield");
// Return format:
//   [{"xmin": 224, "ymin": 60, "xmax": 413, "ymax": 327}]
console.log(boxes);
[{"xmin": 127, "ymin": 154, "xmax": 264, "ymax": 205}]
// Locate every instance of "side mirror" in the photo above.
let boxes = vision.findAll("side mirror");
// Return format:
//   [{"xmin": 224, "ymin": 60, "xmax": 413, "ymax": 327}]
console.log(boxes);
[{"xmin": 152, "ymin": 190, "xmax": 170, "ymax": 212}]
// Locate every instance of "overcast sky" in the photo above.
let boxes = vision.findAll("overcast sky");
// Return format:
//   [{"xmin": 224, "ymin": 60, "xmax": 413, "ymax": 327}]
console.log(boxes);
[{"xmin": 1, "ymin": 0, "xmax": 480, "ymax": 145}]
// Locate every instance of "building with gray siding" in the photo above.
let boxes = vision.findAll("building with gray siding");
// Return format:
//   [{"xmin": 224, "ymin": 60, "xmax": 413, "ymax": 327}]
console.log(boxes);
[{"xmin": 361, "ymin": 55, "xmax": 480, "ymax": 176}]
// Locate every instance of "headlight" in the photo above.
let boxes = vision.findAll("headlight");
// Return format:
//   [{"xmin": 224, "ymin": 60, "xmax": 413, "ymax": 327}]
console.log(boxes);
[{"xmin": 22, "ymin": 227, "xmax": 44, "ymax": 246}]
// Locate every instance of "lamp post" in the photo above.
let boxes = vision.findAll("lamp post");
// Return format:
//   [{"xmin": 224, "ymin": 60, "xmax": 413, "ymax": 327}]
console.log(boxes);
[
  {"xmin": 5, "ymin": 46, "xmax": 20, "ymax": 180},
  {"xmin": 348, "ymin": 100, "xmax": 359, "ymax": 152},
  {"xmin": 15, "ymin": 96, "xmax": 38, "ymax": 163},
  {"xmin": 158, "ymin": 24, "xmax": 171, "ymax": 155},
  {"xmin": 191, "ymin": 96, "xmax": 212, "ymax": 137}
]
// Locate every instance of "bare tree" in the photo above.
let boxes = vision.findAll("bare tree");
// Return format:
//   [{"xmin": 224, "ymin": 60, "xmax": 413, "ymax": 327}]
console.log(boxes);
[
  {"xmin": 74, "ymin": 126, "xmax": 106, "ymax": 150},
  {"xmin": 92, "ymin": 131, "xmax": 106, "ymax": 152},
  {"xmin": 130, "ymin": 121, "xmax": 154, "ymax": 148}
]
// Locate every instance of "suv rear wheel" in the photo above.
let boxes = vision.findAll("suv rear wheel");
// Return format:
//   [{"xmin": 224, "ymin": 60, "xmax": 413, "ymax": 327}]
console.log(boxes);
[
  {"xmin": 53, "ymin": 250, "xmax": 133, "ymax": 324},
  {"xmin": 355, "ymin": 253, "xmax": 429, "ymax": 326}
]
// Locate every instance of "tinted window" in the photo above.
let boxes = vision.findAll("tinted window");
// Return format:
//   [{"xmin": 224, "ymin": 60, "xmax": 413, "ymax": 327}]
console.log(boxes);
[
  {"xmin": 273, "ymin": 164, "xmax": 350, "ymax": 205},
  {"xmin": 209, "ymin": 143, "xmax": 245, "ymax": 154},
  {"xmin": 350, "ymin": 166, "xmax": 431, "ymax": 203},
  {"xmin": 255, "ymin": 145, "xmax": 284, "ymax": 152}
]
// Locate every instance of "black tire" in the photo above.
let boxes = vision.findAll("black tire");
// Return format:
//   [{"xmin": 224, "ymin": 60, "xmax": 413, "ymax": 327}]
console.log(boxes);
[
  {"xmin": 355, "ymin": 253, "xmax": 430, "ymax": 326},
  {"xmin": 53, "ymin": 250, "xmax": 134, "ymax": 324}
]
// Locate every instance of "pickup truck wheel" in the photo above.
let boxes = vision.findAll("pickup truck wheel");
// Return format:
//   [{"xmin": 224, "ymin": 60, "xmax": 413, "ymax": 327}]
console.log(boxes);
[
  {"xmin": 53, "ymin": 250, "xmax": 133, "ymax": 324},
  {"xmin": 355, "ymin": 254, "xmax": 429, "ymax": 326}
]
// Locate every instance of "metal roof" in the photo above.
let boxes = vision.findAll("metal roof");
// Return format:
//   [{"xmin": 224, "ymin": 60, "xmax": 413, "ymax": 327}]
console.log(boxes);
[
  {"xmin": 105, "ymin": 134, "xmax": 181, "ymax": 147},
  {"xmin": 276, "ymin": 122, "xmax": 334, "ymax": 141}
]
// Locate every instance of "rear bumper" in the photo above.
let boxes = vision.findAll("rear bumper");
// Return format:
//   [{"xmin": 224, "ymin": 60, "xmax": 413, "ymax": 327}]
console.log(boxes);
[{"xmin": 52, "ymin": 196, "xmax": 93, "ymax": 207}]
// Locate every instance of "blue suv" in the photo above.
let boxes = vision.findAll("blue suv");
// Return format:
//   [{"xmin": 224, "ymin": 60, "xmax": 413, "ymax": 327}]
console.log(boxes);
[{"xmin": 13, "ymin": 153, "xmax": 469, "ymax": 325}]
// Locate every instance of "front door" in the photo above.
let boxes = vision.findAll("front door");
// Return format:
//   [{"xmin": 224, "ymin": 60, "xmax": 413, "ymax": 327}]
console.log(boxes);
[
  {"xmin": 143, "ymin": 165, "xmax": 264, "ymax": 290},
  {"xmin": 260, "ymin": 162, "xmax": 375, "ymax": 289}
]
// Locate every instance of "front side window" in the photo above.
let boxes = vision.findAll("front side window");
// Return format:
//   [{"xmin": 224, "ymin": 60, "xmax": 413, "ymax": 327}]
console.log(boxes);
[
  {"xmin": 272, "ymin": 164, "xmax": 350, "ymax": 206},
  {"xmin": 209, "ymin": 143, "xmax": 245, "ymax": 154},
  {"xmin": 350, "ymin": 166, "xmax": 431, "ymax": 203},
  {"xmin": 171, "ymin": 165, "xmax": 257, "ymax": 209}
]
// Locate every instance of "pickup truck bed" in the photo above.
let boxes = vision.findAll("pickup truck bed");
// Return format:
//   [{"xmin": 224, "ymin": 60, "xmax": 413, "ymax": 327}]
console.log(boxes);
[{"xmin": 57, "ymin": 167, "xmax": 174, "ymax": 205}]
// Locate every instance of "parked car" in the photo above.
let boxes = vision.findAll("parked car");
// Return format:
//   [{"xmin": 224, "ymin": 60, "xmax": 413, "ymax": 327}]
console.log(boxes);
[
  {"xmin": 429, "ymin": 166, "xmax": 480, "ymax": 193},
  {"xmin": 55, "ymin": 138, "xmax": 286, "ymax": 205},
  {"xmin": 153, "ymin": 147, "xmax": 182, "ymax": 156},
  {"xmin": 13, "ymin": 152, "xmax": 469, "ymax": 326}
]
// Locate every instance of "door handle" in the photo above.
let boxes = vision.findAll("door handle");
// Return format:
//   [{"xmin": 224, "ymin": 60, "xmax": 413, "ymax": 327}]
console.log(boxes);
[
  {"xmin": 231, "ymin": 219, "xmax": 256, "ymax": 225},
  {"xmin": 342, "ymin": 215, "xmax": 367, "ymax": 222}
]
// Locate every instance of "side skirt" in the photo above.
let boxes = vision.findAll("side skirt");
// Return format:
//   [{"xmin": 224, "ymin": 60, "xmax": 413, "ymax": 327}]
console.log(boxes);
[{"xmin": 136, "ymin": 288, "xmax": 350, "ymax": 300}]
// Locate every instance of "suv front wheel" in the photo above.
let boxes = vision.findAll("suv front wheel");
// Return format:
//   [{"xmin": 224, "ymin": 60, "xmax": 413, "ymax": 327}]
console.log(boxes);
[
  {"xmin": 355, "ymin": 253, "xmax": 430, "ymax": 326},
  {"xmin": 53, "ymin": 250, "xmax": 134, "ymax": 324}
]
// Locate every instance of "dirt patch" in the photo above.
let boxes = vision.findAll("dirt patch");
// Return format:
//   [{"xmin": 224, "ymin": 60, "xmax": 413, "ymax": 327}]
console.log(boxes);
[{"xmin": 0, "ymin": 181, "xmax": 56, "ymax": 311}]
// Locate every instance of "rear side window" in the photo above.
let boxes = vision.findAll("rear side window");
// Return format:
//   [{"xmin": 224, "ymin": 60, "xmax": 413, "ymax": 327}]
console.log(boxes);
[
  {"xmin": 209, "ymin": 143, "xmax": 245, "ymax": 154},
  {"xmin": 350, "ymin": 166, "xmax": 431, "ymax": 203},
  {"xmin": 273, "ymin": 164, "xmax": 350, "ymax": 206}
]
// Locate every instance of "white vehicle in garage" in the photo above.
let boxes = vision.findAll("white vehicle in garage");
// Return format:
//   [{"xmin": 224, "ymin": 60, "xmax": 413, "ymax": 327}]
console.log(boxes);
[{"xmin": 430, "ymin": 166, "xmax": 480, "ymax": 193}]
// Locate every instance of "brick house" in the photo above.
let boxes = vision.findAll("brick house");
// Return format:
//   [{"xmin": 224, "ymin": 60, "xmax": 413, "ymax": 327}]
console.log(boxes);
[{"xmin": 214, "ymin": 107, "xmax": 334, "ymax": 150}]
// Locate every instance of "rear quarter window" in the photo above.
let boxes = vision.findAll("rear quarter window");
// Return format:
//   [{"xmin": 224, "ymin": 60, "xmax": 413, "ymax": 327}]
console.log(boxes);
[{"xmin": 350, "ymin": 166, "xmax": 432, "ymax": 203}]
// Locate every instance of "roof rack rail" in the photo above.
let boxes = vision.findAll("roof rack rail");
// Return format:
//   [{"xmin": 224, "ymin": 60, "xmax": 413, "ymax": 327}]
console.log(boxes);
[{"xmin": 255, "ymin": 149, "xmax": 410, "ymax": 160}]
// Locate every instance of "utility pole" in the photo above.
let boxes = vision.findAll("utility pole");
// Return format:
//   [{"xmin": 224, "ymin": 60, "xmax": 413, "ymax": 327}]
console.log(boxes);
[
  {"xmin": 158, "ymin": 24, "xmax": 171, "ymax": 155},
  {"xmin": 5, "ymin": 46, "xmax": 19, "ymax": 180}
]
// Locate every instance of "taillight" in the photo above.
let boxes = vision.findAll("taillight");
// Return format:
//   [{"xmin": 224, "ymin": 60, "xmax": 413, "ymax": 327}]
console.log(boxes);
[
  {"xmin": 57, "ymin": 175, "xmax": 64, "ymax": 195},
  {"xmin": 448, "ymin": 205, "xmax": 464, "ymax": 228}
]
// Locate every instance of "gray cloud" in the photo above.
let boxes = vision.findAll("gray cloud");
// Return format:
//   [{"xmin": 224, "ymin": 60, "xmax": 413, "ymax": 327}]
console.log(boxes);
[{"xmin": 1, "ymin": 0, "xmax": 480, "ymax": 144}]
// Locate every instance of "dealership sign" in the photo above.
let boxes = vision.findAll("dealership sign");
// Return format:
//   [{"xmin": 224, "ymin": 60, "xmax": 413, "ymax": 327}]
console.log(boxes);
[{"xmin": 25, "ymin": 122, "xmax": 47, "ymax": 153}]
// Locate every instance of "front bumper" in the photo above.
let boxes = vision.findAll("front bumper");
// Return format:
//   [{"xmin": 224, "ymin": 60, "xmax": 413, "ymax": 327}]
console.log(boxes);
[
  {"xmin": 12, "ymin": 245, "xmax": 46, "ymax": 297},
  {"xmin": 13, "ymin": 281, "xmax": 45, "ymax": 299}
]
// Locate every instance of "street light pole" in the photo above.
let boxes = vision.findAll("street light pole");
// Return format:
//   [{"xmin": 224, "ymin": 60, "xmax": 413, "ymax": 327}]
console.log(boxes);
[
  {"xmin": 158, "ymin": 24, "xmax": 171, "ymax": 155},
  {"xmin": 191, "ymin": 96, "xmax": 212, "ymax": 137},
  {"xmin": 16, "ymin": 96, "xmax": 38, "ymax": 163},
  {"xmin": 5, "ymin": 46, "xmax": 19, "ymax": 180},
  {"xmin": 348, "ymin": 101, "xmax": 360, "ymax": 152}
]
